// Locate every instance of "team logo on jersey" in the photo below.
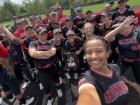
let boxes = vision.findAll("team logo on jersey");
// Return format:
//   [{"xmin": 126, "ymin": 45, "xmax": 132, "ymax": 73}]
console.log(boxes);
[
  {"xmin": 37, "ymin": 45, "xmax": 50, "ymax": 51},
  {"xmin": 104, "ymin": 81, "xmax": 128, "ymax": 104}
]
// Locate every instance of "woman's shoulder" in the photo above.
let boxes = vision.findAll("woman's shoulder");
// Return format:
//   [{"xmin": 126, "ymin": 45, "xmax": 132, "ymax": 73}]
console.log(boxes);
[{"xmin": 108, "ymin": 64, "xmax": 121, "ymax": 77}]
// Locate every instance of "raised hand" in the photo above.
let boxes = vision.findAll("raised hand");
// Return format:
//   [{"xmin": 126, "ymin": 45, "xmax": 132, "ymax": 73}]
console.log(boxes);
[{"xmin": 120, "ymin": 16, "xmax": 135, "ymax": 29}]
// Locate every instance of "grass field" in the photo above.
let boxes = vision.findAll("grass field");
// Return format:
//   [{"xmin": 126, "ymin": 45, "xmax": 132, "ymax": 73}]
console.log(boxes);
[
  {"xmin": 0, "ymin": 0, "xmax": 140, "ymax": 27},
  {"xmin": 64, "ymin": 0, "xmax": 140, "ymax": 15}
]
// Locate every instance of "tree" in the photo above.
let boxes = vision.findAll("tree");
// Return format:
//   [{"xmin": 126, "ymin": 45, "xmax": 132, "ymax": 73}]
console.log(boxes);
[{"xmin": 3, "ymin": 2, "xmax": 16, "ymax": 16}]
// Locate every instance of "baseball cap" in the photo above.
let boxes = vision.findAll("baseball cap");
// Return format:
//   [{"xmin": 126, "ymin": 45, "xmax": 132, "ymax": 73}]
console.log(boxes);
[
  {"xmin": 66, "ymin": 30, "xmax": 75, "ymax": 36},
  {"xmin": 86, "ymin": 10, "xmax": 92, "ymax": 14},
  {"xmin": 118, "ymin": 0, "xmax": 127, "ymax": 4},
  {"xmin": 50, "ymin": 12, "xmax": 58, "ymax": 16},
  {"xmin": 76, "ymin": 6, "xmax": 83, "ymax": 12},
  {"xmin": 53, "ymin": 28, "xmax": 62, "ymax": 35},
  {"xmin": 38, "ymin": 28, "xmax": 48, "ymax": 35},
  {"xmin": 16, "ymin": 18, "xmax": 26, "ymax": 24},
  {"xmin": 65, "ymin": 18, "xmax": 71, "ymax": 22},
  {"xmin": 101, "ymin": 12, "xmax": 108, "ymax": 16}
]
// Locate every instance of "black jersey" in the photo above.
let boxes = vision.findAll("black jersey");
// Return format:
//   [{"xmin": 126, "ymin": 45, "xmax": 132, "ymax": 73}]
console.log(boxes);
[
  {"xmin": 78, "ymin": 64, "xmax": 129, "ymax": 105},
  {"xmin": 73, "ymin": 16, "xmax": 85, "ymax": 29},
  {"xmin": 112, "ymin": 9, "xmax": 135, "ymax": 21},
  {"xmin": 115, "ymin": 27, "xmax": 140, "ymax": 62},
  {"xmin": 49, "ymin": 38, "xmax": 66, "ymax": 61},
  {"xmin": 29, "ymin": 40, "xmax": 55, "ymax": 68},
  {"xmin": 65, "ymin": 37, "xmax": 83, "ymax": 52},
  {"xmin": 24, "ymin": 36, "xmax": 37, "ymax": 48}
]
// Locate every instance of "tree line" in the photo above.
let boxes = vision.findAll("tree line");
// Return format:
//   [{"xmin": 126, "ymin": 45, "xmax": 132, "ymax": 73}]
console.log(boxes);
[{"xmin": 0, "ymin": 0, "xmax": 102, "ymax": 19}]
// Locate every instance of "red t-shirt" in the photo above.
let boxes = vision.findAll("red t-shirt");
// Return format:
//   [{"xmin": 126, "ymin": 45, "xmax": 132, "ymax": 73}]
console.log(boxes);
[
  {"xmin": 14, "ymin": 28, "xmax": 27, "ymax": 48},
  {"xmin": 0, "ymin": 44, "xmax": 9, "ymax": 58},
  {"xmin": 135, "ymin": 9, "xmax": 140, "ymax": 26},
  {"xmin": 42, "ymin": 16, "xmax": 50, "ymax": 25},
  {"xmin": 58, "ymin": 15, "xmax": 67, "ymax": 27}
]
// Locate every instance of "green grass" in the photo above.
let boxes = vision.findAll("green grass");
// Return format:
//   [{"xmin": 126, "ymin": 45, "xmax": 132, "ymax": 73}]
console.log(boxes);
[
  {"xmin": 64, "ymin": 0, "xmax": 140, "ymax": 15},
  {"xmin": 1, "ymin": 0, "xmax": 140, "ymax": 27}
]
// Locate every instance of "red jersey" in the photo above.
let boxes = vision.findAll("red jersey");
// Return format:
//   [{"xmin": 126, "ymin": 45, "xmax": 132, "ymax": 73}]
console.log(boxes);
[
  {"xmin": 58, "ymin": 15, "xmax": 67, "ymax": 27},
  {"xmin": 135, "ymin": 9, "xmax": 140, "ymax": 26},
  {"xmin": 42, "ymin": 16, "xmax": 50, "ymax": 25},
  {"xmin": 0, "ymin": 44, "xmax": 9, "ymax": 58}
]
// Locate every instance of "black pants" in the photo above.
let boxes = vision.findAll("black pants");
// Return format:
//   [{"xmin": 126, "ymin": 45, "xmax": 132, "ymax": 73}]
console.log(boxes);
[
  {"xmin": 0, "ymin": 68, "xmax": 21, "ymax": 96},
  {"xmin": 23, "ymin": 49, "xmax": 35, "ymax": 69},
  {"xmin": 14, "ymin": 61, "xmax": 33, "ymax": 82},
  {"xmin": 120, "ymin": 60, "xmax": 140, "ymax": 84},
  {"xmin": 37, "ymin": 64, "xmax": 60, "ymax": 95}
]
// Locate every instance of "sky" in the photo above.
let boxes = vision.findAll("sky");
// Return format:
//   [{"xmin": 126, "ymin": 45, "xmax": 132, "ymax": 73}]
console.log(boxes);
[
  {"xmin": 10, "ymin": 0, "xmax": 24, "ymax": 4},
  {"xmin": 0, "ymin": 0, "xmax": 5, "ymax": 5}
]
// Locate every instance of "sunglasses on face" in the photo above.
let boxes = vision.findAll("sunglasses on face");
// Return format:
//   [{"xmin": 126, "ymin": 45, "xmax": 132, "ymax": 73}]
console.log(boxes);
[{"xmin": 55, "ymin": 32, "xmax": 62, "ymax": 35}]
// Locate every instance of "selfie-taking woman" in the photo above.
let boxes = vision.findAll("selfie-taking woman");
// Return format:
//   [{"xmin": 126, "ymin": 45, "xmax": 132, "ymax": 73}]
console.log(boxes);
[{"xmin": 77, "ymin": 37, "xmax": 129, "ymax": 105}]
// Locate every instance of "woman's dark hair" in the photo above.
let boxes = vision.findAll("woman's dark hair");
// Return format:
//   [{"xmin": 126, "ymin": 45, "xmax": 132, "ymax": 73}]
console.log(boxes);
[{"xmin": 83, "ymin": 36, "xmax": 111, "ymax": 54}]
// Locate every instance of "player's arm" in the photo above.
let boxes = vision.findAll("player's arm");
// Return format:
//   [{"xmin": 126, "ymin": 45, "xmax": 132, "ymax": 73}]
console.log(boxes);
[
  {"xmin": 29, "ymin": 45, "xmax": 56, "ymax": 59},
  {"xmin": 3, "ymin": 27, "xmax": 16, "ymax": 41},
  {"xmin": 76, "ymin": 79, "xmax": 101, "ymax": 105},
  {"xmin": 104, "ymin": 16, "xmax": 135, "ymax": 42}
]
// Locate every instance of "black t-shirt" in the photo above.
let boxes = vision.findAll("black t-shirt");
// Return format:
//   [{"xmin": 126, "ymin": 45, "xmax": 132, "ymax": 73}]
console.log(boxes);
[
  {"xmin": 24, "ymin": 36, "xmax": 37, "ymax": 48},
  {"xmin": 112, "ymin": 9, "xmax": 135, "ymax": 21},
  {"xmin": 65, "ymin": 37, "xmax": 83, "ymax": 52},
  {"xmin": 29, "ymin": 40, "xmax": 55, "ymax": 67},
  {"xmin": 79, "ymin": 64, "xmax": 129, "ymax": 105},
  {"xmin": 115, "ymin": 27, "xmax": 140, "ymax": 61},
  {"xmin": 73, "ymin": 16, "xmax": 85, "ymax": 29},
  {"xmin": 96, "ymin": 22, "xmax": 113, "ymax": 37},
  {"xmin": 49, "ymin": 38, "xmax": 66, "ymax": 61}
]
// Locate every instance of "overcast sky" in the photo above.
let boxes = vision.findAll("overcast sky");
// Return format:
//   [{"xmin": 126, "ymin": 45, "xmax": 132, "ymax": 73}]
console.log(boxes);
[{"xmin": 10, "ymin": 0, "xmax": 24, "ymax": 4}]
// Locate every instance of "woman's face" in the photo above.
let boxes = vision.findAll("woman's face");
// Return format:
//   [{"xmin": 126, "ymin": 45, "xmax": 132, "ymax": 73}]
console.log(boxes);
[
  {"xmin": 38, "ymin": 33, "xmax": 48, "ymax": 42},
  {"xmin": 66, "ymin": 21, "xmax": 73, "ymax": 27},
  {"xmin": 67, "ymin": 34, "xmax": 75, "ymax": 43},
  {"xmin": 26, "ymin": 29, "xmax": 36, "ymax": 37},
  {"xmin": 84, "ymin": 24, "xmax": 94, "ymax": 35},
  {"xmin": 100, "ymin": 15, "xmax": 109, "ymax": 23},
  {"xmin": 54, "ymin": 33, "xmax": 62, "ymax": 42},
  {"xmin": 118, "ymin": 2, "xmax": 126, "ymax": 10},
  {"xmin": 85, "ymin": 39, "xmax": 109, "ymax": 70}
]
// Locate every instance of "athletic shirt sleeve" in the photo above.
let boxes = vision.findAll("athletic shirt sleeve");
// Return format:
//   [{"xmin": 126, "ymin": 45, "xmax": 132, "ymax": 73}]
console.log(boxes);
[
  {"xmin": 29, "ymin": 41, "xmax": 37, "ymax": 50},
  {"xmin": 78, "ymin": 77, "xmax": 96, "ymax": 92},
  {"xmin": 78, "ymin": 70, "xmax": 97, "ymax": 93},
  {"xmin": 48, "ymin": 41, "xmax": 55, "ymax": 49}
]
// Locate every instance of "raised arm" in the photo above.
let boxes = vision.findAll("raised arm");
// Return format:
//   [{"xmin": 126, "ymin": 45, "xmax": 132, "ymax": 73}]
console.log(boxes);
[
  {"xmin": 77, "ymin": 78, "xmax": 101, "ymax": 105},
  {"xmin": 104, "ymin": 16, "xmax": 135, "ymax": 42},
  {"xmin": 3, "ymin": 27, "xmax": 16, "ymax": 41}
]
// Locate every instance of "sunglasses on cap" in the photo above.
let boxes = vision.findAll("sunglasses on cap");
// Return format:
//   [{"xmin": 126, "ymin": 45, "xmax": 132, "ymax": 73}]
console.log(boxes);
[{"xmin": 67, "ymin": 34, "xmax": 75, "ymax": 37}]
